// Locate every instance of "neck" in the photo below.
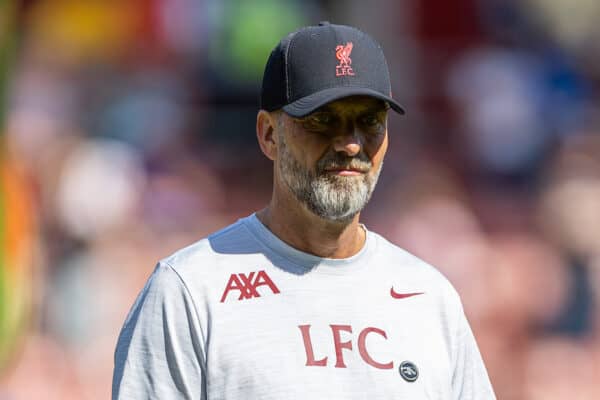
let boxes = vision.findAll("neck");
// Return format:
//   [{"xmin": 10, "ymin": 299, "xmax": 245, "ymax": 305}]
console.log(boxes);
[{"xmin": 256, "ymin": 193, "xmax": 366, "ymax": 259}]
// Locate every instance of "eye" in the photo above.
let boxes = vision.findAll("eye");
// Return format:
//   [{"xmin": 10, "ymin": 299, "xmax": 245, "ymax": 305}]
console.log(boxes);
[
  {"xmin": 360, "ymin": 113, "xmax": 381, "ymax": 127},
  {"xmin": 295, "ymin": 112, "xmax": 337, "ymax": 132},
  {"xmin": 308, "ymin": 112, "xmax": 334, "ymax": 125}
]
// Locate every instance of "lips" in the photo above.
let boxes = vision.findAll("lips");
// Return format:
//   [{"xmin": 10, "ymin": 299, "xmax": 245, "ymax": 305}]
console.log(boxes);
[
  {"xmin": 316, "ymin": 152, "xmax": 372, "ymax": 175},
  {"xmin": 324, "ymin": 167, "xmax": 368, "ymax": 173},
  {"xmin": 322, "ymin": 162, "xmax": 370, "ymax": 173},
  {"xmin": 323, "ymin": 167, "xmax": 369, "ymax": 177}
]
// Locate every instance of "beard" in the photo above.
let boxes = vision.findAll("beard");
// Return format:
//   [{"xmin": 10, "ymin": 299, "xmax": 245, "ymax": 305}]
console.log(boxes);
[{"xmin": 278, "ymin": 132, "xmax": 382, "ymax": 222}]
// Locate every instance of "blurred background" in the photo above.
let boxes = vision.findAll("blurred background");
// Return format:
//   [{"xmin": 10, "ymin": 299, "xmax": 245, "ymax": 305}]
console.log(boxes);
[{"xmin": 1, "ymin": 0, "xmax": 600, "ymax": 398}]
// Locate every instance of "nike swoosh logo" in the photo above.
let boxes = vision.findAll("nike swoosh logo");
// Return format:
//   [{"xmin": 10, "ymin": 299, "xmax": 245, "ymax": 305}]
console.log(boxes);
[{"xmin": 390, "ymin": 289, "xmax": 425, "ymax": 299}]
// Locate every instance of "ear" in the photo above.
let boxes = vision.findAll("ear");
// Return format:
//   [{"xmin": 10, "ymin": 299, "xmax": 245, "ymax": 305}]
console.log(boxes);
[{"xmin": 256, "ymin": 110, "xmax": 279, "ymax": 161}]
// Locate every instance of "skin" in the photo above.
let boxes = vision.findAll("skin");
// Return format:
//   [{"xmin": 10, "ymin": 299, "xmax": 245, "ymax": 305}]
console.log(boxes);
[{"xmin": 255, "ymin": 95, "xmax": 389, "ymax": 258}]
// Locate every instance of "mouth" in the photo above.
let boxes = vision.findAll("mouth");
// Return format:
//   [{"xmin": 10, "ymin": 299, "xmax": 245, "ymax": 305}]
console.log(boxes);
[{"xmin": 323, "ymin": 167, "xmax": 369, "ymax": 176}]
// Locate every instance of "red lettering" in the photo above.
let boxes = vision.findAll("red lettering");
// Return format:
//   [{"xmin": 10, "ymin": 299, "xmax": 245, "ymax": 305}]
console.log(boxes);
[
  {"xmin": 299, "ymin": 325, "xmax": 328, "ymax": 366},
  {"xmin": 299, "ymin": 324, "xmax": 393, "ymax": 370},
  {"xmin": 220, "ymin": 274, "xmax": 243, "ymax": 303},
  {"xmin": 358, "ymin": 327, "xmax": 393, "ymax": 369},
  {"xmin": 237, "ymin": 272, "xmax": 258, "ymax": 299},
  {"xmin": 330, "ymin": 325, "xmax": 353, "ymax": 368},
  {"xmin": 254, "ymin": 270, "xmax": 281, "ymax": 294},
  {"xmin": 219, "ymin": 270, "xmax": 280, "ymax": 302}
]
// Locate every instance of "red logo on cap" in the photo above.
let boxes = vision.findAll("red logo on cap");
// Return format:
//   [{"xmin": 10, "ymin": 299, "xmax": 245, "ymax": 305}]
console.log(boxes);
[{"xmin": 335, "ymin": 42, "xmax": 355, "ymax": 76}]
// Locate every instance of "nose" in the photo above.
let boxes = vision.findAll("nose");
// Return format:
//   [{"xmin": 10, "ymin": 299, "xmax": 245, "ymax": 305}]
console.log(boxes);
[{"xmin": 332, "ymin": 131, "xmax": 362, "ymax": 157}]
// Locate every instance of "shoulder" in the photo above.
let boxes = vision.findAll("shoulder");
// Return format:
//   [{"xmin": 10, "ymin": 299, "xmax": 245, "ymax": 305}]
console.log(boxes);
[
  {"xmin": 155, "ymin": 215, "xmax": 268, "ymax": 289},
  {"xmin": 371, "ymin": 232, "xmax": 461, "ymax": 304},
  {"xmin": 161, "ymin": 216, "xmax": 255, "ymax": 267}
]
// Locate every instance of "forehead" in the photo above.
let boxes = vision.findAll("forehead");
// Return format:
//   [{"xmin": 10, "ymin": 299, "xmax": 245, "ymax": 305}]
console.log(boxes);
[{"xmin": 313, "ymin": 96, "xmax": 388, "ymax": 114}]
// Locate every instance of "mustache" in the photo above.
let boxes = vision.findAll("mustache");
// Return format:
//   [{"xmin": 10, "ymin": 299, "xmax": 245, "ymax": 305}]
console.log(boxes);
[{"xmin": 316, "ymin": 152, "xmax": 372, "ymax": 173}]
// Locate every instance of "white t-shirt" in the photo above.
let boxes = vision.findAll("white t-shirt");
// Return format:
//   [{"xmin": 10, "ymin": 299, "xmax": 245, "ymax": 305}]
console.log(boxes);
[{"xmin": 112, "ymin": 214, "xmax": 496, "ymax": 399}]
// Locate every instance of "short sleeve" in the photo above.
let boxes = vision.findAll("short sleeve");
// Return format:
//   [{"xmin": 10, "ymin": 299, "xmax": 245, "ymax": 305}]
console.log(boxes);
[
  {"xmin": 112, "ymin": 262, "xmax": 206, "ymax": 399},
  {"xmin": 451, "ymin": 301, "xmax": 496, "ymax": 400}
]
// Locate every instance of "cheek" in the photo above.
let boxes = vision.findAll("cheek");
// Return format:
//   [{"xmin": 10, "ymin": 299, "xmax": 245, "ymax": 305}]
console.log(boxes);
[
  {"xmin": 365, "ymin": 133, "xmax": 388, "ymax": 165},
  {"xmin": 288, "ymin": 135, "xmax": 331, "ymax": 168}
]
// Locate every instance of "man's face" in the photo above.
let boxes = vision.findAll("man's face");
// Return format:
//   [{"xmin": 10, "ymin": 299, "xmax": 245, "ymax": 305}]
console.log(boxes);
[{"xmin": 275, "ymin": 96, "xmax": 389, "ymax": 222}]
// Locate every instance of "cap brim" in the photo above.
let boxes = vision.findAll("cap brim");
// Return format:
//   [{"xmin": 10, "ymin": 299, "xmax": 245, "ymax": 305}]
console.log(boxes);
[{"xmin": 282, "ymin": 87, "xmax": 405, "ymax": 117}]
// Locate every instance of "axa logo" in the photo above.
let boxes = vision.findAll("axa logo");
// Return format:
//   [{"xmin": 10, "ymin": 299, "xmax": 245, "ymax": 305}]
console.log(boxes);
[
  {"xmin": 335, "ymin": 42, "xmax": 355, "ymax": 76},
  {"xmin": 220, "ymin": 270, "xmax": 280, "ymax": 303}
]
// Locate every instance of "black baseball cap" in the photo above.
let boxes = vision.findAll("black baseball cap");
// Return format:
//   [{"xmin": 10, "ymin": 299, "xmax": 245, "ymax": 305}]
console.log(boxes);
[{"xmin": 260, "ymin": 22, "xmax": 405, "ymax": 117}]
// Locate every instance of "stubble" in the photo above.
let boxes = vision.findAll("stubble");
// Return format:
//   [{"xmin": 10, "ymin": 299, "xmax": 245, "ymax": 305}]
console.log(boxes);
[{"xmin": 278, "ymin": 130, "xmax": 382, "ymax": 222}]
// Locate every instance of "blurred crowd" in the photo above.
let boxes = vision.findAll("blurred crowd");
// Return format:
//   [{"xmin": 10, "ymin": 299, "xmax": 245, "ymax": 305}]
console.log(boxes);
[{"xmin": 1, "ymin": 0, "xmax": 600, "ymax": 399}]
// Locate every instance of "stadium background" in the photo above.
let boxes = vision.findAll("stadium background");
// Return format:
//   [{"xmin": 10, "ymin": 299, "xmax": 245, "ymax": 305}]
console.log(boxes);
[{"xmin": 2, "ymin": 0, "xmax": 600, "ymax": 398}]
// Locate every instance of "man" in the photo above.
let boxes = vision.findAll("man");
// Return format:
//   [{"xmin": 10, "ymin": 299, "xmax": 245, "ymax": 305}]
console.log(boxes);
[{"xmin": 112, "ymin": 22, "xmax": 496, "ymax": 399}]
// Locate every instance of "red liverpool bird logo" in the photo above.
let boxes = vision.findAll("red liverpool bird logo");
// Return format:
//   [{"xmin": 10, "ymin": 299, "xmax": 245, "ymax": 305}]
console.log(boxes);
[{"xmin": 335, "ymin": 42, "xmax": 355, "ymax": 76}]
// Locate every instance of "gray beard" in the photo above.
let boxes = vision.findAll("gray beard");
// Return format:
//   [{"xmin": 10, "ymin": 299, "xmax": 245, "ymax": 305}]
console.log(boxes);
[{"xmin": 278, "ymin": 133, "xmax": 382, "ymax": 222}]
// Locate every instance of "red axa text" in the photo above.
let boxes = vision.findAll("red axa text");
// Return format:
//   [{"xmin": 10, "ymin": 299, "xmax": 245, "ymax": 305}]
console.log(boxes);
[
  {"xmin": 299, "ymin": 324, "xmax": 393, "ymax": 369},
  {"xmin": 220, "ymin": 270, "xmax": 280, "ymax": 303}
]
